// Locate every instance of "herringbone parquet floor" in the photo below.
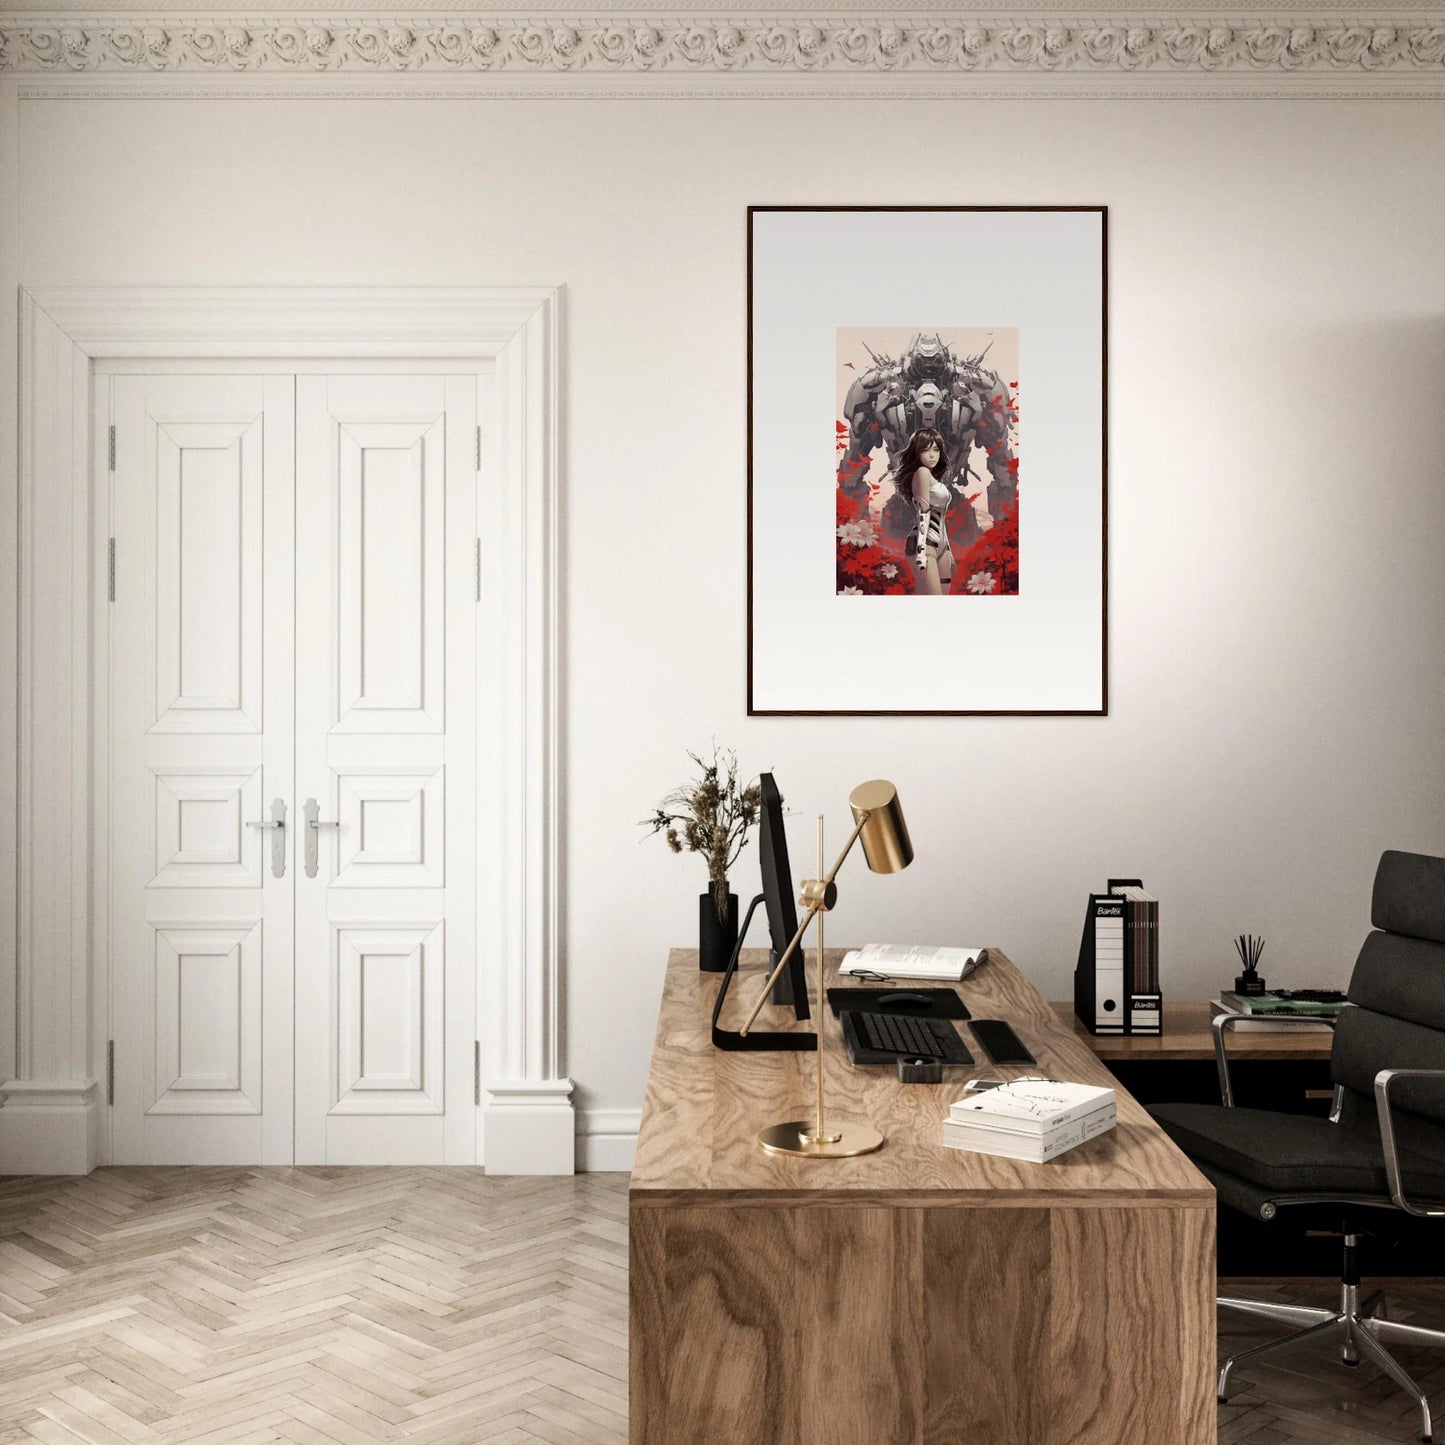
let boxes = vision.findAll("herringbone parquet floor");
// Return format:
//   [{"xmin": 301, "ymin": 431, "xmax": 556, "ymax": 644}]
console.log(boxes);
[
  {"xmin": 0, "ymin": 1169, "xmax": 628, "ymax": 1445},
  {"xmin": 1, "ymin": 1168, "xmax": 1443, "ymax": 1443}
]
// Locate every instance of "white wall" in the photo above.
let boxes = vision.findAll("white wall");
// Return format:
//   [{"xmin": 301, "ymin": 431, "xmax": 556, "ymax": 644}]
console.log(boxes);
[{"xmin": 14, "ymin": 94, "xmax": 1445, "ymax": 1148}]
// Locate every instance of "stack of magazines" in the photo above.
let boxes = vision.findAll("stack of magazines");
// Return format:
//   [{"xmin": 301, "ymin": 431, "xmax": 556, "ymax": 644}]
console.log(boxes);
[{"xmin": 942, "ymin": 1079, "xmax": 1117, "ymax": 1163}]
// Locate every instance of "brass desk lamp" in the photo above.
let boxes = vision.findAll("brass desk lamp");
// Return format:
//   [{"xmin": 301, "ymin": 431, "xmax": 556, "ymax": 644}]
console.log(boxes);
[{"xmin": 738, "ymin": 779, "xmax": 913, "ymax": 1158}]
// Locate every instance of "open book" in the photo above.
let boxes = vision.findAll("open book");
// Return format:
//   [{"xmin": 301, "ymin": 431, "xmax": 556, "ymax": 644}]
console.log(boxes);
[{"xmin": 839, "ymin": 943, "xmax": 987, "ymax": 982}]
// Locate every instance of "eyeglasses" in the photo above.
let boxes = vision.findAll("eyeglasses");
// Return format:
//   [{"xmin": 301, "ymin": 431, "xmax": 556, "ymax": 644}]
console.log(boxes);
[{"xmin": 849, "ymin": 969, "xmax": 896, "ymax": 984}]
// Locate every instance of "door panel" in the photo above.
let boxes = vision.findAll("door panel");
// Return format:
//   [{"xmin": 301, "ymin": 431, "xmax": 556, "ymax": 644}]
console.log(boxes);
[
  {"xmin": 152, "ymin": 422, "xmax": 264, "ymax": 732},
  {"xmin": 294, "ymin": 375, "xmax": 477, "ymax": 1165},
  {"xmin": 109, "ymin": 368, "xmax": 478, "ymax": 1167},
  {"xmin": 149, "ymin": 921, "xmax": 262, "ymax": 1114},
  {"xmin": 335, "ymin": 420, "xmax": 445, "ymax": 731},
  {"xmin": 110, "ymin": 374, "xmax": 295, "ymax": 1164}
]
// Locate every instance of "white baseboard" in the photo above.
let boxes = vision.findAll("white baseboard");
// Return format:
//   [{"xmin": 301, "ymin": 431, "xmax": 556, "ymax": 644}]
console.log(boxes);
[
  {"xmin": 576, "ymin": 1108, "xmax": 640, "ymax": 1173},
  {"xmin": 483, "ymin": 1079, "xmax": 576, "ymax": 1175},
  {"xmin": 0, "ymin": 1080, "xmax": 637, "ymax": 1176},
  {"xmin": 0, "ymin": 1080, "xmax": 101, "ymax": 1175}
]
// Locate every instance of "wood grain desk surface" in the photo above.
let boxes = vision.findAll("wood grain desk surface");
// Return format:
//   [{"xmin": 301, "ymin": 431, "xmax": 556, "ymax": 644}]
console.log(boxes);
[
  {"xmin": 630, "ymin": 947, "xmax": 1212, "ymax": 1208},
  {"xmin": 1053, "ymin": 1000, "xmax": 1335, "ymax": 1062}
]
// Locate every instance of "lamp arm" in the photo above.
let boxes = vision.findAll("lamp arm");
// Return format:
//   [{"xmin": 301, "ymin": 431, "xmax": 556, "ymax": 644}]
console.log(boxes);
[
  {"xmin": 819, "ymin": 812, "xmax": 871, "ymax": 891},
  {"xmin": 738, "ymin": 811, "xmax": 871, "ymax": 1037},
  {"xmin": 737, "ymin": 901, "xmax": 821, "ymax": 1038}
]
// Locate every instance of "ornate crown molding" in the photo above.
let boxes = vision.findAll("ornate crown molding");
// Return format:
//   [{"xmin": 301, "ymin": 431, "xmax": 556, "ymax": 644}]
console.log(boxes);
[{"xmin": 3, "ymin": 13, "xmax": 1445, "ymax": 78}]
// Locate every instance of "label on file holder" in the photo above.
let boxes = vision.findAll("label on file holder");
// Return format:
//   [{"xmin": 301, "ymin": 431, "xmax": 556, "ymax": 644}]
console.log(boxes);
[
  {"xmin": 1094, "ymin": 907, "xmax": 1124, "ymax": 1031},
  {"xmin": 1129, "ymin": 994, "xmax": 1162, "ymax": 1034}
]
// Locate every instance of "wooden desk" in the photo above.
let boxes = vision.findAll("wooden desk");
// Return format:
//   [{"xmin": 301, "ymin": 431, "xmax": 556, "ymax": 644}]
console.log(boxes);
[
  {"xmin": 1052, "ymin": 1000, "xmax": 1334, "ymax": 1062},
  {"xmin": 630, "ymin": 949, "xmax": 1215, "ymax": 1445}
]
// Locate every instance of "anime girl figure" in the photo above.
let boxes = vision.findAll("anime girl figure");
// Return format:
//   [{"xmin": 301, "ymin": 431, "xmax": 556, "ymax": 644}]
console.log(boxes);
[{"xmin": 890, "ymin": 428, "xmax": 955, "ymax": 596}]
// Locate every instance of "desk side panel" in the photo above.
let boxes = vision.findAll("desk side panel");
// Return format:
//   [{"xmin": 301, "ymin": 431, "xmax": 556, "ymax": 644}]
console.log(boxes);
[
  {"xmin": 921, "ymin": 1207, "xmax": 1052, "ymax": 1444},
  {"xmin": 629, "ymin": 1205, "xmax": 667, "ymax": 1440},
  {"xmin": 631, "ymin": 1203, "xmax": 925, "ymax": 1445},
  {"xmin": 630, "ymin": 1199, "xmax": 1213, "ymax": 1445},
  {"xmin": 1048, "ymin": 1205, "xmax": 1216, "ymax": 1445}
]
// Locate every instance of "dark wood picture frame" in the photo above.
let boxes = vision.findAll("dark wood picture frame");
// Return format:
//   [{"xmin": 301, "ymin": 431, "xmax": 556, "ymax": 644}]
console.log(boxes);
[{"xmin": 746, "ymin": 204, "xmax": 1108, "ymax": 717}]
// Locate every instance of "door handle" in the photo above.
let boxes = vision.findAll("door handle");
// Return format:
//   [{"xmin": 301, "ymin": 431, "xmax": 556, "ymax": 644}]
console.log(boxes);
[
  {"xmin": 246, "ymin": 797, "xmax": 288, "ymax": 878},
  {"xmin": 303, "ymin": 797, "xmax": 340, "ymax": 879}
]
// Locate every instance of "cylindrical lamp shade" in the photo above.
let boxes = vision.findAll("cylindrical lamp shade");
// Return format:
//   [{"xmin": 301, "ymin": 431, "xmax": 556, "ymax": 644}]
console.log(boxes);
[{"xmin": 848, "ymin": 780, "xmax": 913, "ymax": 874}]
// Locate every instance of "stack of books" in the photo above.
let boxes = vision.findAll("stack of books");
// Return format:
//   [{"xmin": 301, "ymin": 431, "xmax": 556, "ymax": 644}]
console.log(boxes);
[
  {"xmin": 1210, "ymin": 989, "xmax": 1345, "ymax": 1033},
  {"xmin": 941, "ymin": 1079, "xmax": 1116, "ymax": 1163}
]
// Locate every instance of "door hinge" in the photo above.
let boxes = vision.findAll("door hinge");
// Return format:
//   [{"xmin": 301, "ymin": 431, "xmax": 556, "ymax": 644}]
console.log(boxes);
[
  {"xmin": 108, "ymin": 425, "xmax": 116, "ymax": 472},
  {"xmin": 474, "ymin": 538, "xmax": 482, "ymax": 602},
  {"xmin": 475, "ymin": 424, "xmax": 482, "ymax": 472},
  {"xmin": 474, "ymin": 1041, "xmax": 481, "ymax": 1106},
  {"xmin": 107, "ymin": 538, "xmax": 116, "ymax": 603},
  {"xmin": 106, "ymin": 1041, "xmax": 115, "ymax": 1106}
]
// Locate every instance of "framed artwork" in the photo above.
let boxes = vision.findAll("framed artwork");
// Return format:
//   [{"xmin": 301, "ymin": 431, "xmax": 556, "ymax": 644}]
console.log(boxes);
[{"xmin": 747, "ymin": 206, "xmax": 1107, "ymax": 716}]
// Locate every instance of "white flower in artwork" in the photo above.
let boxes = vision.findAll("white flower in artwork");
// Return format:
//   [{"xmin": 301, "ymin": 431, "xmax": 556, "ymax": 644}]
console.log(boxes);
[
  {"xmin": 966, "ymin": 571, "xmax": 997, "ymax": 594},
  {"xmin": 879, "ymin": 563, "xmax": 898, "ymax": 579},
  {"xmin": 836, "ymin": 520, "xmax": 877, "ymax": 547},
  {"xmin": 839, "ymin": 586, "xmax": 863, "ymax": 596}
]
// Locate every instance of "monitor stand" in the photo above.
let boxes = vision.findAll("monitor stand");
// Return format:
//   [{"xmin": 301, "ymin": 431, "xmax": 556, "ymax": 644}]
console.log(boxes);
[{"xmin": 711, "ymin": 894, "xmax": 817, "ymax": 1052}]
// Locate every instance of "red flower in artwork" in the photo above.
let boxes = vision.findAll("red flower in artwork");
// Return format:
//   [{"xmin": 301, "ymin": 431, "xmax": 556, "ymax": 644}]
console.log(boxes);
[
  {"xmin": 952, "ymin": 498, "xmax": 1020, "ymax": 596},
  {"xmin": 835, "ymin": 483, "xmax": 911, "ymax": 595}
]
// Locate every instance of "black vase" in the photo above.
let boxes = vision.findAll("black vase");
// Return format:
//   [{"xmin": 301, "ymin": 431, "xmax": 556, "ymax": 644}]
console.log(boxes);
[{"xmin": 699, "ymin": 889, "xmax": 739, "ymax": 972}]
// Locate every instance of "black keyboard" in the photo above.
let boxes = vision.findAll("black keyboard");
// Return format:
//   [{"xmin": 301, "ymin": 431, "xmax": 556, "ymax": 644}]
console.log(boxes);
[{"xmin": 842, "ymin": 1011, "xmax": 974, "ymax": 1065}]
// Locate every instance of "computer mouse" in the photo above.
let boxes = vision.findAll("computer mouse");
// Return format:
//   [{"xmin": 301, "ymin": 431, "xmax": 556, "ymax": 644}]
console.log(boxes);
[{"xmin": 877, "ymin": 991, "xmax": 931, "ymax": 1009}]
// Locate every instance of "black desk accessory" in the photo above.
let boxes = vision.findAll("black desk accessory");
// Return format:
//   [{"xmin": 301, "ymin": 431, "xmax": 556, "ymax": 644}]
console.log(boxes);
[
  {"xmin": 1234, "ymin": 932, "xmax": 1267, "ymax": 996},
  {"xmin": 826, "ymin": 987, "xmax": 970, "ymax": 1021},
  {"xmin": 840, "ymin": 1011, "xmax": 974, "ymax": 1066},
  {"xmin": 896, "ymin": 1058, "xmax": 944, "ymax": 1083},
  {"xmin": 970, "ymin": 1019, "xmax": 1036, "ymax": 1066}
]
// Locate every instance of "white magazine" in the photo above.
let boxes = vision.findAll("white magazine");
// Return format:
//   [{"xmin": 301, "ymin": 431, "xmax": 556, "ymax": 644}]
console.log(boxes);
[{"xmin": 839, "ymin": 943, "xmax": 986, "ymax": 981}]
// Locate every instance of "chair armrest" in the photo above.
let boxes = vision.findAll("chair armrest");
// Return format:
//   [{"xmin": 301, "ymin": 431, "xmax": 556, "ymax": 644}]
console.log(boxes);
[
  {"xmin": 1212, "ymin": 1010, "xmax": 1338, "ymax": 1109},
  {"xmin": 1374, "ymin": 1068, "xmax": 1445, "ymax": 1218}
]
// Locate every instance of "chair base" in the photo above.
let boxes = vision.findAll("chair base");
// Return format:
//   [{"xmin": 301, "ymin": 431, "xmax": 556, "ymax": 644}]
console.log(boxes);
[{"xmin": 1219, "ymin": 1276, "xmax": 1445, "ymax": 1443}]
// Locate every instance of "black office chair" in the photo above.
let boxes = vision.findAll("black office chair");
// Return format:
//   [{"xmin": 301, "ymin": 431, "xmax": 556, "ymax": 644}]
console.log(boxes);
[{"xmin": 1150, "ymin": 849, "xmax": 1445, "ymax": 1443}]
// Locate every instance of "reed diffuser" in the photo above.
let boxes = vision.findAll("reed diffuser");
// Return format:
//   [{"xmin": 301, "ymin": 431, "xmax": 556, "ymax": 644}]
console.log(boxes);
[{"xmin": 1234, "ymin": 934, "xmax": 1266, "ymax": 996}]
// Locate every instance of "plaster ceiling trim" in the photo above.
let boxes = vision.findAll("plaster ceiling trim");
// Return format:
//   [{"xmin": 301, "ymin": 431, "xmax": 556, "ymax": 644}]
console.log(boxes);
[{"xmin": 3, "ymin": 12, "xmax": 1445, "ymax": 90}]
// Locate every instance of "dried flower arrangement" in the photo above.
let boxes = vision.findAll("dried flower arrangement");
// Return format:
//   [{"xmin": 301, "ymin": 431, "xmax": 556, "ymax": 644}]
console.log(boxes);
[{"xmin": 642, "ymin": 746, "xmax": 763, "ymax": 923}]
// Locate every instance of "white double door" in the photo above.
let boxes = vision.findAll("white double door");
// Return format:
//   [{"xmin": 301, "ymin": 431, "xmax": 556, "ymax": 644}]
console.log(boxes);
[{"xmin": 108, "ymin": 369, "xmax": 480, "ymax": 1164}]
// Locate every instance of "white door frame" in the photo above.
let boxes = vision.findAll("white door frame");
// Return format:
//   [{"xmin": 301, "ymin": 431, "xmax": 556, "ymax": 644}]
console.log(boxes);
[{"xmin": 2, "ymin": 286, "xmax": 571, "ymax": 1175}]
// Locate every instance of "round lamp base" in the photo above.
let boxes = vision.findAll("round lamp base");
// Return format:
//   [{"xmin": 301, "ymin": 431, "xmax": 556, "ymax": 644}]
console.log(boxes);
[{"xmin": 756, "ymin": 1119, "xmax": 884, "ymax": 1158}]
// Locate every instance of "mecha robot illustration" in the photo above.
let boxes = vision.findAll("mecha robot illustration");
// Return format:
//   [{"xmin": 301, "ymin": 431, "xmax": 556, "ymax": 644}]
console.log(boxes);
[{"xmin": 837, "ymin": 333, "xmax": 1018, "ymax": 546}]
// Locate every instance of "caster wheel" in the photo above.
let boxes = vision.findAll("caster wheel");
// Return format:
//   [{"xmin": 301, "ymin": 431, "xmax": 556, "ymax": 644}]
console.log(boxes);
[
  {"xmin": 1217, "ymin": 1397, "xmax": 1227, "ymax": 1405},
  {"xmin": 1343, "ymin": 1358, "xmax": 1360, "ymax": 1368}
]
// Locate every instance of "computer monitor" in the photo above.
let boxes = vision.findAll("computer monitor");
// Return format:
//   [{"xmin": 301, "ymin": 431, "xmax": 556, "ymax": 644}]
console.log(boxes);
[
  {"xmin": 710, "ymin": 771, "xmax": 815, "ymax": 1051},
  {"xmin": 758, "ymin": 773, "xmax": 810, "ymax": 1019}
]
